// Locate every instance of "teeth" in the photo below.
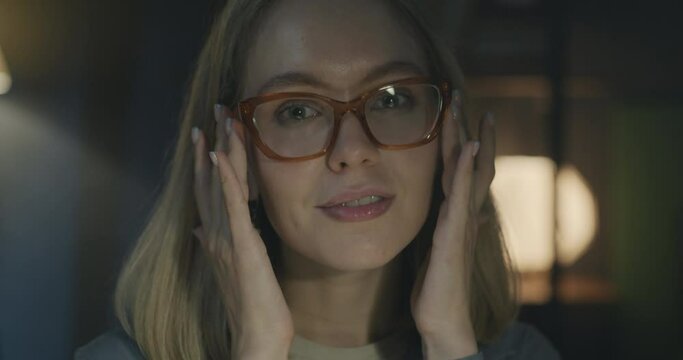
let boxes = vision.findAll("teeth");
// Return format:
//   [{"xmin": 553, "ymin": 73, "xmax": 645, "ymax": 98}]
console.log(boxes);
[{"xmin": 341, "ymin": 195, "xmax": 383, "ymax": 207}]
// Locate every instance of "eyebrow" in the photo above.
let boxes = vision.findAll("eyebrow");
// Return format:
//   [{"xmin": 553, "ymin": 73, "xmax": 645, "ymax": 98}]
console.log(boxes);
[{"xmin": 255, "ymin": 60, "xmax": 426, "ymax": 95}]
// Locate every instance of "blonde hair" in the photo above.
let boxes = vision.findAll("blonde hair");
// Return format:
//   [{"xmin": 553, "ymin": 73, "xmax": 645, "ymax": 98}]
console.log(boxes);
[{"xmin": 113, "ymin": 1, "xmax": 518, "ymax": 358}]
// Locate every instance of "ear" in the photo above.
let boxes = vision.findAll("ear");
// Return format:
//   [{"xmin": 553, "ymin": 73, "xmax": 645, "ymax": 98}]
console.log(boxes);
[{"xmin": 229, "ymin": 118, "xmax": 261, "ymax": 201}]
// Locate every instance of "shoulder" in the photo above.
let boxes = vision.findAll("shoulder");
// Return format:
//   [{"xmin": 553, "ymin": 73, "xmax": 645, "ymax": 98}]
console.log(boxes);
[
  {"xmin": 479, "ymin": 321, "xmax": 562, "ymax": 360},
  {"xmin": 74, "ymin": 327, "xmax": 145, "ymax": 360}
]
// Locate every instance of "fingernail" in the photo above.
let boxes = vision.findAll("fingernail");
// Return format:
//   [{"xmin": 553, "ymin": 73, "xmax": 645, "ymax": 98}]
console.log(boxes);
[
  {"xmin": 209, "ymin": 151, "xmax": 218, "ymax": 166},
  {"xmin": 486, "ymin": 112, "xmax": 495, "ymax": 126},
  {"xmin": 472, "ymin": 141, "xmax": 480, "ymax": 158},
  {"xmin": 191, "ymin": 127, "xmax": 199, "ymax": 144},
  {"xmin": 214, "ymin": 104, "xmax": 224, "ymax": 123},
  {"xmin": 225, "ymin": 117, "xmax": 233, "ymax": 136}
]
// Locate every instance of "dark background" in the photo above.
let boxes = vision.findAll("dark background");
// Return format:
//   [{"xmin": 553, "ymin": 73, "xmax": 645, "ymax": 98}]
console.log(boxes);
[{"xmin": 1, "ymin": 0, "xmax": 681, "ymax": 359}]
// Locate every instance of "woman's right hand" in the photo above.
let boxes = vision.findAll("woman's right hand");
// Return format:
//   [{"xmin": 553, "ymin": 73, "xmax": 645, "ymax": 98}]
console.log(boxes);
[{"xmin": 191, "ymin": 105, "xmax": 294, "ymax": 360}]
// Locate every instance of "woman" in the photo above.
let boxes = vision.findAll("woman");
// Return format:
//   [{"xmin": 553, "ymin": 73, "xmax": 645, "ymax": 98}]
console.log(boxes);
[{"xmin": 76, "ymin": 0, "xmax": 561, "ymax": 359}]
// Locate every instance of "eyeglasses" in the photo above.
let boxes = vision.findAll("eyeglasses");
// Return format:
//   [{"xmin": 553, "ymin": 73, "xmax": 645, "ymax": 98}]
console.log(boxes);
[{"xmin": 230, "ymin": 77, "xmax": 452, "ymax": 161}]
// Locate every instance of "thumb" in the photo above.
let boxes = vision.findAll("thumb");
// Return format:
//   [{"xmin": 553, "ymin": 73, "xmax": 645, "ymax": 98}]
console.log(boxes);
[{"xmin": 410, "ymin": 247, "xmax": 431, "ymax": 310}]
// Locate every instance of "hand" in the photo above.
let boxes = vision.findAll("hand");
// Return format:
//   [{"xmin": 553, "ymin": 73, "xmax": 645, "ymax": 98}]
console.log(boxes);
[
  {"xmin": 410, "ymin": 99, "xmax": 496, "ymax": 359},
  {"xmin": 192, "ymin": 105, "xmax": 294, "ymax": 359}
]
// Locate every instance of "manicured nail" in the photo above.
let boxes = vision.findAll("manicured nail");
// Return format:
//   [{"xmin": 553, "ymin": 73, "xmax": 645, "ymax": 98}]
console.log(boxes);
[
  {"xmin": 225, "ymin": 117, "xmax": 233, "ymax": 136},
  {"xmin": 191, "ymin": 127, "xmax": 199, "ymax": 144},
  {"xmin": 214, "ymin": 104, "xmax": 224, "ymax": 123},
  {"xmin": 209, "ymin": 151, "xmax": 218, "ymax": 166},
  {"xmin": 486, "ymin": 112, "xmax": 495, "ymax": 126},
  {"xmin": 472, "ymin": 141, "xmax": 480, "ymax": 158}
]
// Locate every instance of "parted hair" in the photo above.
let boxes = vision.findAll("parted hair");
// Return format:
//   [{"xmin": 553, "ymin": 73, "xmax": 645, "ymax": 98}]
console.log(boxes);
[{"xmin": 113, "ymin": 0, "xmax": 519, "ymax": 358}]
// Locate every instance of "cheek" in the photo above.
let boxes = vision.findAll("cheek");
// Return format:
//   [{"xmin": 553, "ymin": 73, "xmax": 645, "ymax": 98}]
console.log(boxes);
[
  {"xmin": 252, "ymin": 143, "xmax": 439, "ymax": 271},
  {"xmin": 397, "ymin": 141, "xmax": 439, "ymax": 191},
  {"xmin": 254, "ymin": 156, "xmax": 320, "ymax": 233},
  {"xmin": 395, "ymin": 144, "xmax": 439, "ymax": 222}
]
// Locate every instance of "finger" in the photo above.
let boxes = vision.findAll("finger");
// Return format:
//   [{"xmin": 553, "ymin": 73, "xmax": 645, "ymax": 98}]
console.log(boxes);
[
  {"xmin": 212, "ymin": 150, "xmax": 262, "ymax": 256},
  {"xmin": 210, "ymin": 152, "xmax": 223, "ymax": 232},
  {"xmin": 441, "ymin": 90, "xmax": 464, "ymax": 197},
  {"xmin": 440, "ymin": 90, "xmax": 459, "ymax": 166},
  {"xmin": 210, "ymin": 106, "xmax": 232, "ymax": 250},
  {"xmin": 446, "ymin": 141, "xmax": 478, "ymax": 233},
  {"xmin": 214, "ymin": 105, "xmax": 230, "ymax": 152},
  {"xmin": 226, "ymin": 117, "xmax": 249, "ymax": 201},
  {"xmin": 410, "ymin": 247, "xmax": 431, "ymax": 309},
  {"xmin": 192, "ymin": 127, "xmax": 212, "ymax": 231},
  {"xmin": 473, "ymin": 112, "xmax": 496, "ymax": 212}
]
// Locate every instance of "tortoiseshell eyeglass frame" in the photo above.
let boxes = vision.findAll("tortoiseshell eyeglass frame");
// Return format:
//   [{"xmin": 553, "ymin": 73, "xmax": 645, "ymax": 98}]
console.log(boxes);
[{"xmin": 224, "ymin": 76, "xmax": 452, "ymax": 162}]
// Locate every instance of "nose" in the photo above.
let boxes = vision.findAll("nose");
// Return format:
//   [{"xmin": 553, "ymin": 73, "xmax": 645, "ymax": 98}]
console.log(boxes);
[{"xmin": 327, "ymin": 110, "xmax": 380, "ymax": 172}]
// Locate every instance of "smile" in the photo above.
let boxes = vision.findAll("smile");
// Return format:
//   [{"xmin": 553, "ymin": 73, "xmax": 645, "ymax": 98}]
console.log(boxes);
[
  {"xmin": 318, "ymin": 195, "xmax": 394, "ymax": 222},
  {"xmin": 338, "ymin": 195, "xmax": 384, "ymax": 207}
]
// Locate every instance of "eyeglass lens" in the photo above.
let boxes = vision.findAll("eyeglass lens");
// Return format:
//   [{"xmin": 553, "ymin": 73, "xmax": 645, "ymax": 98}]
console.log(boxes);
[{"xmin": 251, "ymin": 84, "xmax": 442, "ymax": 158}]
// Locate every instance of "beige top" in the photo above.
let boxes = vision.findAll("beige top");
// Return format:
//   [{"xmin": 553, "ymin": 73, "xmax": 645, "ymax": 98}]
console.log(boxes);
[
  {"xmin": 288, "ymin": 325, "xmax": 416, "ymax": 360},
  {"xmin": 74, "ymin": 321, "xmax": 562, "ymax": 359}
]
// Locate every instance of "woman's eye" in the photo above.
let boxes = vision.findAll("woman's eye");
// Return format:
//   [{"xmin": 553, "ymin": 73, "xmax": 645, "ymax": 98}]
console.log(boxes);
[
  {"xmin": 276, "ymin": 103, "xmax": 321, "ymax": 126},
  {"xmin": 370, "ymin": 92, "xmax": 412, "ymax": 110}
]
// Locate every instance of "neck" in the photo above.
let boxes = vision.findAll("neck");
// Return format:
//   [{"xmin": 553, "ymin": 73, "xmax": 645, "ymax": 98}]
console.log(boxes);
[{"xmin": 278, "ymin": 243, "xmax": 412, "ymax": 347}]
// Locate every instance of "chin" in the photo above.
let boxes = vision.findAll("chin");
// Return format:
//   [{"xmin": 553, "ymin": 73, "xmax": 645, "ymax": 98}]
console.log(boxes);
[
  {"xmin": 322, "ymin": 252, "xmax": 395, "ymax": 272},
  {"xmin": 309, "ymin": 231, "xmax": 411, "ymax": 272},
  {"xmin": 275, "ymin": 206, "xmax": 427, "ymax": 273}
]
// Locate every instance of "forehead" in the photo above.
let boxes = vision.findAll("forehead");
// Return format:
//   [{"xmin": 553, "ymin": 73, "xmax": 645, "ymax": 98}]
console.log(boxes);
[{"xmin": 242, "ymin": 0, "xmax": 428, "ymax": 98}]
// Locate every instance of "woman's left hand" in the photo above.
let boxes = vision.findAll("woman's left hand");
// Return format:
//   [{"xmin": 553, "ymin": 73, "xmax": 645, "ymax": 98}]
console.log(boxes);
[{"xmin": 410, "ymin": 96, "xmax": 496, "ymax": 360}]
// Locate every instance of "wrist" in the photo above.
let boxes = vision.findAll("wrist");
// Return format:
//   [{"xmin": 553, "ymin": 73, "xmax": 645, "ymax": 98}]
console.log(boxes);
[
  {"xmin": 233, "ymin": 339, "xmax": 291, "ymax": 360},
  {"xmin": 422, "ymin": 339, "xmax": 478, "ymax": 360},
  {"xmin": 420, "ymin": 325, "xmax": 478, "ymax": 360},
  {"xmin": 235, "ymin": 348, "xmax": 289, "ymax": 360}
]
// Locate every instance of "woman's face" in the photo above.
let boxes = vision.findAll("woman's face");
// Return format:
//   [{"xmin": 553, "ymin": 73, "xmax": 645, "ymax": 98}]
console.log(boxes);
[{"xmin": 242, "ymin": 0, "xmax": 439, "ymax": 272}]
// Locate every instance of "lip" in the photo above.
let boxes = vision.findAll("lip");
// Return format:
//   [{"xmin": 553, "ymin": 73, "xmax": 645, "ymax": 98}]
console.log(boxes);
[
  {"xmin": 318, "ymin": 188, "xmax": 394, "ymax": 208},
  {"xmin": 316, "ymin": 188, "xmax": 395, "ymax": 222}
]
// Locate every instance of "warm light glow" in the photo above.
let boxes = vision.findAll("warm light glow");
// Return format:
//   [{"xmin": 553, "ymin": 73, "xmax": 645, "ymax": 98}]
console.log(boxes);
[
  {"xmin": 491, "ymin": 156, "xmax": 599, "ymax": 272},
  {"xmin": 556, "ymin": 165, "xmax": 598, "ymax": 265},
  {"xmin": 0, "ymin": 45, "xmax": 12, "ymax": 94},
  {"xmin": 491, "ymin": 157, "xmax": 556, "ymax": 272}
]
